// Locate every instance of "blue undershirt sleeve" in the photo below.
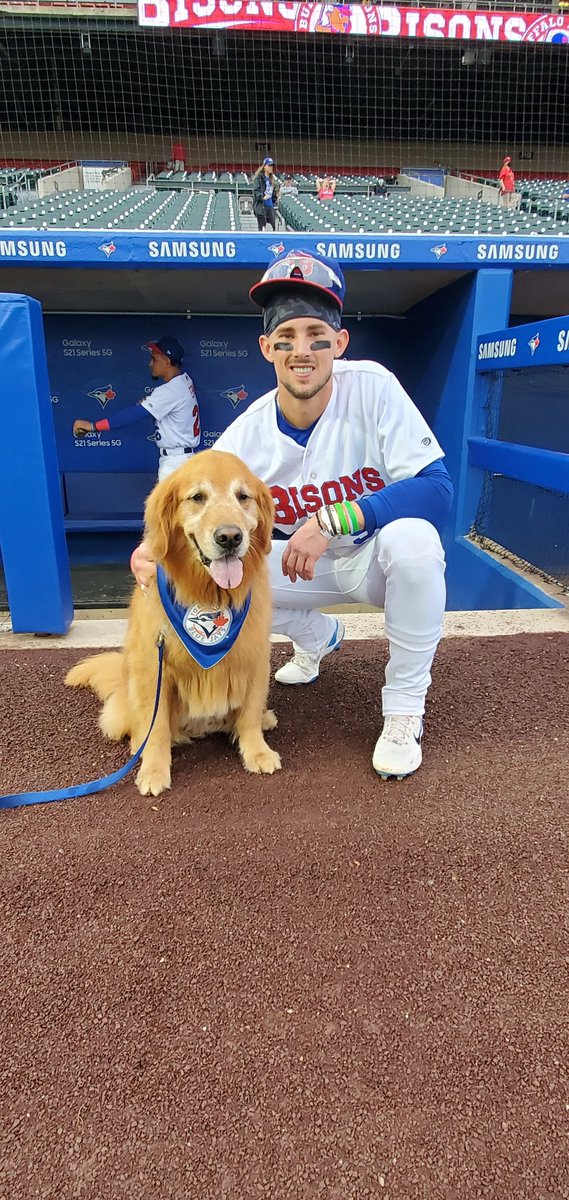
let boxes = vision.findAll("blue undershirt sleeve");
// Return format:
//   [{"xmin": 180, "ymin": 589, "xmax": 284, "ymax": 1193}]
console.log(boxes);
[
  {"xmin": 357, "ymin": 459, "xmax": 453, "ymax": 538},
  {"xmin": 95, "ymin": 403, "xmax": 151, "ymax": 431}
]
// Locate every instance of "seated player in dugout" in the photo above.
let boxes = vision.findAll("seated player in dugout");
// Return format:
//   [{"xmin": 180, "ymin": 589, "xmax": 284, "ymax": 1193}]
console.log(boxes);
[
  {"xmin": 131, "ymin": 251, "xmax": 453, "ymax": 782},
  {"xmin": 73, "ymin": 335, "xmax": 201, "ymax": 481}
]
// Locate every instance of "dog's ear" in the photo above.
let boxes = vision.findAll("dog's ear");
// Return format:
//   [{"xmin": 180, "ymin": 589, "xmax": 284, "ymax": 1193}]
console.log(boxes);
[
  {"xmin": 255, "ymin": 480, "xmax": 276, "ymax": 556},
  {"xmin": 144, "ymin": 475, "xmax": 179, "ymax": 562}
]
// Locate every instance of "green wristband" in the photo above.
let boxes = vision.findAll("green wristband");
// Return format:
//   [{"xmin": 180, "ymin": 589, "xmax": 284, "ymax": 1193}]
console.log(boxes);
[
  {"xmin": 334, "ymin": 503, "xmax": 350, "ymax": 536},
  {"xmin": 343, "ymin": 500, "xmax": 360, "ymax": 534}
]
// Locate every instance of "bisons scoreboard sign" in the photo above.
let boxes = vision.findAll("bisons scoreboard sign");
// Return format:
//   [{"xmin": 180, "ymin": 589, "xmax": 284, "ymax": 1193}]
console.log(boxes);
[{"xmin": 138, "ymin": 2, "xmax": 569, "ymax": 44}]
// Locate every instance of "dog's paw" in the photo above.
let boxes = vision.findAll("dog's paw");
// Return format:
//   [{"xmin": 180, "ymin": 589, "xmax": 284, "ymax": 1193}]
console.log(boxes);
[
  {"xmin": 136, "ymin": 766, "xmax": 172, "ymax": 797},
  {"xmin": 243, "ymin": 746, "xmax": 282, "ymax": 775},
  {"xmin": 262, "ymin": 709, "xmax": 278, "ymax": 731}
]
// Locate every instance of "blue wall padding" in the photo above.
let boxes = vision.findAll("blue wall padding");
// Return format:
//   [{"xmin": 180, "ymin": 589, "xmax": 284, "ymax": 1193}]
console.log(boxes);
[
  {"xmin": 64, "ymin": 472, "xmax": 156, "ymax": 517},
  {"xmin": 0, "ymin": 293, "xmax": 73, "ymax": 633}
]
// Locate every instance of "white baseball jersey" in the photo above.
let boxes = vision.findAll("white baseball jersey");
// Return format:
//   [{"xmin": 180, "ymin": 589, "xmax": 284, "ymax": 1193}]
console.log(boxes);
[
  {"xmin": 141, "ymin": 371, "xmax": 200, "ymax": 451},
  {"xmin": 215, "ymin": 358, "xmax": 444, "ymax": 561}
]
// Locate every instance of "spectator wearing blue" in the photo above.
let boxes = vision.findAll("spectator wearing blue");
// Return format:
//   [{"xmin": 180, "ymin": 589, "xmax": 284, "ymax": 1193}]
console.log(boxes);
[{"xmin": 252, "ymin": 157, "xmax": 280, "ymax": 231}]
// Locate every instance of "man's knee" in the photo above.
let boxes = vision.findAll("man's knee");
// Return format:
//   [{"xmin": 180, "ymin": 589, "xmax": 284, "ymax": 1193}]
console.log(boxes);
[{"xmin": 377, "ymin": 518, "xmax": 444, "ymax": 577}]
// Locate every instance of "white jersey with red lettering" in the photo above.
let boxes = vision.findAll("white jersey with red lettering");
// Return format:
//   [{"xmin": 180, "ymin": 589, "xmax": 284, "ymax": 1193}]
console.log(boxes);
[
  {"xmin": 141, "ymin": 371, "xmax": 200, "ymax": 451},
  {"xmin": 215, "ymin": 358, "xmax": 443, "ymax": 560}
]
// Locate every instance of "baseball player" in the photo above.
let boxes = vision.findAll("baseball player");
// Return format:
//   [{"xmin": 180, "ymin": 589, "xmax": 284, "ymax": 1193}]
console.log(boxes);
[
  {"xmin": 73, "ymin": 335, "xmax": 201, "ymax": 481},
  {"xmin": 131, "ymin": 252, "xmax": 453, "ymax": 780}
]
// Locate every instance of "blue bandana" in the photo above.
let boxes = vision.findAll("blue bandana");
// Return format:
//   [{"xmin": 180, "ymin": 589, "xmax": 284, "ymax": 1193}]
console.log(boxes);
[{"xmin": 157, "ymin": 566, "xmax": 251, "ymax": 670}]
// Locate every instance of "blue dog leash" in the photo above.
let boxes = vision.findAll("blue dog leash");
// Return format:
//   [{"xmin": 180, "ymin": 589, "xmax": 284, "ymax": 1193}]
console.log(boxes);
[{"xmin": 0, "ymin": 634, "xmax": 165, "ymax": 811}]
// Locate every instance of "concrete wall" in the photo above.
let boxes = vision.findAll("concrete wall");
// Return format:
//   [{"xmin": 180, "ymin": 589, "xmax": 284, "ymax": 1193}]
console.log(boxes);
[
  {"xmin": 445, "ymin": 174, "xmax": 521, "ymax": 209},
  {"xmin": 37, "ymin": 165, "xmax": 82, "ymax": 196},
  {"xmin": 399, "ymin": 174, "xmax": 445, "ymax": 199}
]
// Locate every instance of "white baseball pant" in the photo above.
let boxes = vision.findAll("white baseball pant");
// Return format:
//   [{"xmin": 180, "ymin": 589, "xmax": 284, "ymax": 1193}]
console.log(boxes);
[
  {"xmin": 268, "ymin": 518, "xmax": 446, "ymax": 717},
  {"xmin": 158, "ymin": 452, "xmax": 192, "ymax": 481}
]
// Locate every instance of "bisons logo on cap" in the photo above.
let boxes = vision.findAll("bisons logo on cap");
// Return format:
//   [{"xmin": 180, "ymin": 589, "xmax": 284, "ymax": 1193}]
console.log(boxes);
[
  {"xmin": 285, "ymin": 252, "xmax": 316, "ymax": 279},
  {"xmin": 183, "ymin": 604, "xmax": 233, "ymax": 646},
  {"xmin": 88, "ymin": 384, "xmax": 116, "ymax": 408}
]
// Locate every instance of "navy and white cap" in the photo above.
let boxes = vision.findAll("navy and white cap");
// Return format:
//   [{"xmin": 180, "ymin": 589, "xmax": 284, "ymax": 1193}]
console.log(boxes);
[
  {"xmin": 144, "ymin": 335, "xmax": 185, "ymax": 364},
  {"xmin": 262, "ymin": 156, "xmax": 275, "ymax": 166},
  {"xmin": 249, "ymin": 249, "xmax": 346, "ymax": 312}
]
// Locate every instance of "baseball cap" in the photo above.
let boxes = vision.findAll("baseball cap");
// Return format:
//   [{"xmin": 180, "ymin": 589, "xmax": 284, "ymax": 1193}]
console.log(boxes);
[
  {"xmin": 144, "ymin": 335, "xmax": 185, "ymax": 364},
  {"xmin": 262, "ymin": 156, "xmax": 274, "ymax": 166},
  {"xmin": 249, "ymin": 248, "xmax": 345, "ymax": 311},
  {"xmin": 503, "ymin": 156, "xmax": 512, "ymax": 163}
]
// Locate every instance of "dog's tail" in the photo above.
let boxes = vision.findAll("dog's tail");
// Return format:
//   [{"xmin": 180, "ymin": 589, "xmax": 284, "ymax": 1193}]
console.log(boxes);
[{"xmin": 65, "ymin": 651, "xmax": 124, "ymax": 700}]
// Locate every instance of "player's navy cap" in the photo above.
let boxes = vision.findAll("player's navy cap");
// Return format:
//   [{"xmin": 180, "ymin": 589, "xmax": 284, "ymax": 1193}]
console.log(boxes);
[
  {"xmin": 249, "ymin": 249, "xmax": 345, "ymax": 312},
  {"xmin": 144, "ymin": 335, "xmax": 185, "ymax": 364},
  {"xmin": 262, "ymin": 156, "xmax": 274, "ymax": 166}
]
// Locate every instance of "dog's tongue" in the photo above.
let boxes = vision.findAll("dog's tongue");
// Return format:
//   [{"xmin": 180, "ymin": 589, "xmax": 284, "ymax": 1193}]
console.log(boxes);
[{"xmin": 210, "ymin": 555, "xmax": 243, "ymax": 590}]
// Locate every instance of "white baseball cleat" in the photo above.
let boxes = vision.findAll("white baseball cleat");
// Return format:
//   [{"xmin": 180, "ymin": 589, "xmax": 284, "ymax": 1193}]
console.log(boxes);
[
  {"xmin": 274, "ymin": 617, "xmax": 345, "ymax": 685},
  {"xmin": 372, "ymin": 715, "xmax": 423, "ymax": 780}
]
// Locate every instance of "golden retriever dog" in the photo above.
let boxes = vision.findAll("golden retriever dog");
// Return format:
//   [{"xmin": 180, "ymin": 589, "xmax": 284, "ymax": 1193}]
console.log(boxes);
[{"xmin": 66, "ymin": 450, "xmax": 280, "ymax": 796}]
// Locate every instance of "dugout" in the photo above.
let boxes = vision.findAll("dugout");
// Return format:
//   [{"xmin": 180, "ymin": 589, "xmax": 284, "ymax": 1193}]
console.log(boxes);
[{"xmin": 0, "ymin": 229, "xmax": 568, "ymax": 631}]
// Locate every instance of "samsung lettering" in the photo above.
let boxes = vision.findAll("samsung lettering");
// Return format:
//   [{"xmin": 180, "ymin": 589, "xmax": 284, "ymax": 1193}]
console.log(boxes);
[{"xmin": 478, "ymin": 338, "xmax": 518, "ymax": 361}]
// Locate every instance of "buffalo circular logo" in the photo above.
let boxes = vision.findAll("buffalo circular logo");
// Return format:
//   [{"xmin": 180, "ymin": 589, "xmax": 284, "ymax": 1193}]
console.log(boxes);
[
  {"xmin": 183, "ymin": 604, "xmax": 233, "ymax": 646},
  {"xmin": 522, "ymin": 14, "xmax": 569, "ymax": 43},
  {"xmin": 295, "ymin": 3, "xmax": 380, "ymax": 36}
]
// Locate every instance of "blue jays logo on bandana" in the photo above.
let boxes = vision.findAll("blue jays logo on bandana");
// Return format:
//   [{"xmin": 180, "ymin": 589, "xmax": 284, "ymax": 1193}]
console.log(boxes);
[
  {"xmin": 157, "ymin": 567, "xmax": 251, "ymax": 670},
  {"xmin": 183, "ymin": 604, "xmax": 233, "ymax": 646}
]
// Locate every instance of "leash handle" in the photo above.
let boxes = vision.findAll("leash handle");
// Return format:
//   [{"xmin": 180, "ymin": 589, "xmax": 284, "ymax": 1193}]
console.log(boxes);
[{"xmin": 0, "ymin": 636, "xmax": 165, "ymax": 811}]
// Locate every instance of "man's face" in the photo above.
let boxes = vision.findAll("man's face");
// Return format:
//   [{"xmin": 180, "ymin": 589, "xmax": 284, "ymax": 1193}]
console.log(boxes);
[
  {"xmin": 149, "ymin": 350, "xmax": 171, "ymax": 379},
  {"xmin": 259, "ymin": 316, "xmax": 349, "ymax": 402}
]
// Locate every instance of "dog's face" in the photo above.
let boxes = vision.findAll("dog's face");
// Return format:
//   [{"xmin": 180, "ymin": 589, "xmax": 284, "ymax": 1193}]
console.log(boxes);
[{"xmin": 144, "ymin": 450, "xmax": 275, "ymax": 594}]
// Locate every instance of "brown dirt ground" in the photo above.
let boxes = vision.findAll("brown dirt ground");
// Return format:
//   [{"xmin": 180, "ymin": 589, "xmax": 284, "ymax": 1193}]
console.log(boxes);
[{"xmin": 0, "ymin": 635, "xmax": 568, "ymax": 1200}]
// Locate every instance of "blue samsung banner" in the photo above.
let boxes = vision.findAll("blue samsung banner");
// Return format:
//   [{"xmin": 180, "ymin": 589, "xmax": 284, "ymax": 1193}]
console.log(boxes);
[
  {"xmin": 1, "ymin": 230, "xmax": 568, "ymax": 269},
  {"xmin": 476, "ymin": 315, "xmax": 569, "ymax": 370}
]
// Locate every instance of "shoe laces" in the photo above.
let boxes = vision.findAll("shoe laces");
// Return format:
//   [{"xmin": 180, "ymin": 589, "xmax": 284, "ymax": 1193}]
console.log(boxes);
[
  {"xmin": 291, "ymin": 648, "xmax": 319, "ymax": 668},
  {"xmin": 384, "ymin": 715, "xmax": 418, "ymax": 746}
]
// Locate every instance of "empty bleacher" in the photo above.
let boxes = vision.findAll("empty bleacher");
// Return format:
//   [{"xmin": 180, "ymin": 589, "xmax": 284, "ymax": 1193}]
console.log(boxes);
[
  {"xmin": 280, "ymin": 192, "xmax": 568, "ymax": 237},
  {"xmin": 1, "ymin": 178, "xmax": 568, "ymax": 237}
]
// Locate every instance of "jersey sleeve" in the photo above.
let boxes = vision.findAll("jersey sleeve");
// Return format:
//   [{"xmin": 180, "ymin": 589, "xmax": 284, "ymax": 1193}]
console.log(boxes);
[
  {"xmin": 378, "ymin": 373, "xmax": 445, "ymax": 482},
  {"xmin": 140, "ymin": 382, "xmax": 176, "ymax": 421}
]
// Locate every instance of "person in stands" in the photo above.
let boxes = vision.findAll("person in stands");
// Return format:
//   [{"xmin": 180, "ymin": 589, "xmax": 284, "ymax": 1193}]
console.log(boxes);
[
  {"xmin": 316, "ymin": 175, "xmax": 337, "ymax": 201},
  {"xmin": 498, "ymin": 156, "xmax": 516, "ymax": 205},
  {"xmin": 252, "ymin": 157, "xmax": 280, "ymax": 231}
]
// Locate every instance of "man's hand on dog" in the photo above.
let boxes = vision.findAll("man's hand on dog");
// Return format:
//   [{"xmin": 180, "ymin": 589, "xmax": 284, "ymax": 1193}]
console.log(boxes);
[
  {"xmin": 73, "ymin": 419, "xmax": 94, "ymax": 437},
  {"xmin": 282, "ymin": 517, "xmax": 329, "ymax": 583},
  {"xmin": 131, "ymin": 541, "xmax": 156, "ymax": 591}
]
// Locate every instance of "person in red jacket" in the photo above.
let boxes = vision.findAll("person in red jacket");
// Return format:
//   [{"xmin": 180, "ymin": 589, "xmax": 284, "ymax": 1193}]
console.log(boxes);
[
  {"xmin": 498, "ymin": 156, "xmax": 516, "ymax": 205},
  {"xmin": 171, "ymin": 141, "xmax": 186, "ymax": 172}
]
